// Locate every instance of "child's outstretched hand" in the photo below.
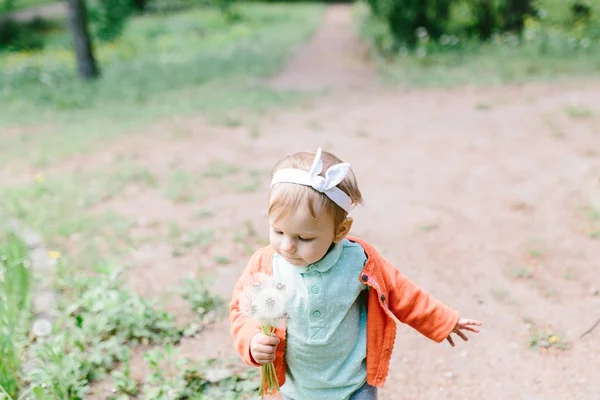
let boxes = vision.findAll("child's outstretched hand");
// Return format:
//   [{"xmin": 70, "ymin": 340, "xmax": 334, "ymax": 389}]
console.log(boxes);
[
  {"xmin": 446, "ymin": 318, "xmax": 482, "ymax": 347},
  {"xmin": 250, "ymin": 332, "xmax": 280, "ymax": 364}
]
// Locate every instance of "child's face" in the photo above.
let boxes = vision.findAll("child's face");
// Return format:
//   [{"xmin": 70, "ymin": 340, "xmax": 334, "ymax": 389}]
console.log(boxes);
[{"xmin": 269, "ymin": 206, "xmax": 340, "ymax": 267}]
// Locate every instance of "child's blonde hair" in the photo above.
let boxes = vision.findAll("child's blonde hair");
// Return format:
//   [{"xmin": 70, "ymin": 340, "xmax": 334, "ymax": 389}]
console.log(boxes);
[{"xmin": 269, "ymin": 149, "xmax": 363, "ymax": 229}]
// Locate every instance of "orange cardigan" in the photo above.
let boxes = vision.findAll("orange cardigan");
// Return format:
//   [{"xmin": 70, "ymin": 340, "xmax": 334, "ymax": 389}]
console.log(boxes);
[{"xmin": 229, "ymin": 236, "xmax": 459, "ymax": 395}]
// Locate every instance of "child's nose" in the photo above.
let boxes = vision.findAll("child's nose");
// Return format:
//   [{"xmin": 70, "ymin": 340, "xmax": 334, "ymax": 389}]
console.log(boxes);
[{"xmin": 281, "ymin": 237, "xmax": 296, "ymax": 253}]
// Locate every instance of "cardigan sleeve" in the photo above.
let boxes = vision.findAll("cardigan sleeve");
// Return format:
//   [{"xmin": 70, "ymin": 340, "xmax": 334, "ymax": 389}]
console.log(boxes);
[
  {"xmin": 229, "ymin": 248, "xmax": 268, "ymax": 366},
  {"xmin": 382, "ymin": 258, "xmax": 459, "ymax": 343}
]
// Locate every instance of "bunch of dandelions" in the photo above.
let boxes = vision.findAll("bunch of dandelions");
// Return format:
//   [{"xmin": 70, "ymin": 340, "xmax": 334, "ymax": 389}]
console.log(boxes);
[{"xmin": 239, "ymin": 272, "xmax": 289, "ymax": 396}]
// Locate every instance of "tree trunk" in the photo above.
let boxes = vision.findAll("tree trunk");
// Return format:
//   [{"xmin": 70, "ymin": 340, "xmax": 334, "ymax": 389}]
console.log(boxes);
[{"xmin": 66, "ymin": 0, "xmax": 99, "ymax": 80}]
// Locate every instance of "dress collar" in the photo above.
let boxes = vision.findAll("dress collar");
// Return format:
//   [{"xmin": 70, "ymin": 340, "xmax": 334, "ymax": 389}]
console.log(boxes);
[{"xmin": 294, "ymin": 240, "xmax": 344, "ymax": 274}]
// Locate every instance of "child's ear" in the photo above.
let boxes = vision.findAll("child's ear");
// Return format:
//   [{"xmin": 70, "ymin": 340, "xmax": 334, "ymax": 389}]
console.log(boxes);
[{"xmin": 333, "ymin": 217, "xmax": 353, "ymax": 243}]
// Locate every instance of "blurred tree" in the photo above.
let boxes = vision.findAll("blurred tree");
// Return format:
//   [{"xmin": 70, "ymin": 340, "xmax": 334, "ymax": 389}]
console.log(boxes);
[
  {"xmin": 472, "ymin": 0, "xmax": 495, "ymax": 40},
  {"xmin": 366, "ymin": 0, "xmax": 537, "ymax": 49},
  {"xmin": 67, "ymin": 0, "xmax": 100, "ymax": 79},
  {"xmin": 88, "ymin": 0, "xmax": 134, "ymax": 42},
  {"xmin": 501, "ymin": 0, "xmax": 534, "ymax": 33},
  {"xmin": 131, "ymin": 0, "xmax": 146, "ymax": 11}
]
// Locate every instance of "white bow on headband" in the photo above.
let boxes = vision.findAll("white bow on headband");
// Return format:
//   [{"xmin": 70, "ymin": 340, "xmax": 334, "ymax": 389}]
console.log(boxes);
[{"xmin": 271, "ymin": 148, "xmax": 352, "ymax": 212}]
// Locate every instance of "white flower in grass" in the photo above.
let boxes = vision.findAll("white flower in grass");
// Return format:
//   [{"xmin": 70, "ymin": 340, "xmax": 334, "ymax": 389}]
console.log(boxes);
[
  {"xmin": 32, "ymin": 318, "xmax": 52, "ymax": 338},
  {"xmin": 254, "ymin": 288, "xmax": 285, "ymax": 324}
]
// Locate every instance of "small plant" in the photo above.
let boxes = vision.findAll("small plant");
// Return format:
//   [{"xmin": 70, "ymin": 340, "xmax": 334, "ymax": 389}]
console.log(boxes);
[
  {"xmin": 163, "ymin": 170, "xmax": 199, "ymax": 203},
  {"xmin": 564, "ymin": 106, "xmax": 593, "ymax": 119},
  {"xmin": 195, "ymin": 209, "xmax": 214, "ymax": 219},
  {"xmin": 0, "ymin": 231, "xmax": 31, "ymax": 400},
  {"xmin": 142, "ymin": 345, "xmax": 187, "ymax": 400},
  {"xmin": 141, "ymin": 347, "xmax": 259, "ymax": 400},
  {"xmin": 528, "ymin": 325, "xmax": 568, "ymax": 351},
  {"xmin": 583, "ymin": 204, "xmax": 600, "ymax": 239},
  {"xmin": 214, "ymin": 255, "xmax": 231, "ymax": 265},
  {"xmin": 524, "ymin": 239, "xmax": 545, "ymax": 260},
  {"xmin": 203, "ymin": 162, "xmax": 239, "ymax": 179},
  {"xmin": 490, "ymin": 287, "xmax": 509, "ymax": 302},
  {"xmin": 220, "ymin": 117, "xmax": 243, "ymax": 128},
  {"xmin": 112, "ymin": 163, "xmax": 157, "ymax": 188},
  {"xmin": 510, "ymin": 266, "xmax": 534, "ymax": 280},
  {"xmin": 180, "ymin": 277, "xmax": 223, "ymax": 323},
  {"xmin": 168, "ymin": 222, "xmax": 182, "ymax": 240},
  {"xmin": 24, "ymin": 269, "xmax": 181, "ymax": 397},
  {"xmin": 419, "ymin": 223, "xmax": 439, "ymax": 232},
  {"xmin": 181, "ymin": 229, "xmax": 214, "ymax": 248},
  {"xmin": 249, "ymin": 126, "xmax": 260, "ymax": 139},
  {"xmin": 233, "ymin": 220, "xmax": 257, "ymax": 243},
  {"xmin": 563, "ymin": 271, "xmax": 577, "ymax": 281},
  {"xmin": 111, "ymin": 356, "xmax": 139, "ymax": 398},
  {"xmin": 236, "ymin": 170, "xmax": 263, "ymax": 193}
]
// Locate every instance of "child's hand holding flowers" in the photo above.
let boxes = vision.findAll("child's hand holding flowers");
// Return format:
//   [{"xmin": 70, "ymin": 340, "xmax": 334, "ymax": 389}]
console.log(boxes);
[
  {"xmin": 250, "ymin": 333, "xmax": 280, "ymax": 364},
  {"xmin": 239, "ymin": 272, "xmax": 290, "ymax": 396}
]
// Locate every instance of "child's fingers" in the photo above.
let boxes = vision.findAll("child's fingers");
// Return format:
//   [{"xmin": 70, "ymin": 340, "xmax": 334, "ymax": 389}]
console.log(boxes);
[
  {"xmin": 459, "ymin": 319, "xmax": 482, "ymax": 327},
  {"xmin": 259, "ymin": 336, "xmax": 281, "ymax": 346},
  {"xmin": 254, "ymin": 351, "xmax": 276, "ymax": 363},
  {"xmin": 459, "ymin": 325, "xmax": 480, "ymax": 333},
  {"xmin": 455, "ymin": 330, "xmax": 469, "ymax": 342},
  {"xmin": 254, "ymin": 343, "xmax": 278, "ymax": 354}
]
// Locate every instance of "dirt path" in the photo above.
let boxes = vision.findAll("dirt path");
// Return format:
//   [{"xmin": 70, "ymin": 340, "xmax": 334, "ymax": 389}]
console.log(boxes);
[
  {"xmin": 21, "ymin": 4, "xmax": 599, "ymax": 399},
  {"xmin": 269, "ymin": 4, "xmax": 375, "ymax": 91}
]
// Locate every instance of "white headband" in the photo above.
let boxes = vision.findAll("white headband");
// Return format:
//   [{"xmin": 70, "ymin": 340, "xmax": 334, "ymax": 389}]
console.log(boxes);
[{"xmin": 271, "ymin": 148, "xmax": 353, "ymax": 213}]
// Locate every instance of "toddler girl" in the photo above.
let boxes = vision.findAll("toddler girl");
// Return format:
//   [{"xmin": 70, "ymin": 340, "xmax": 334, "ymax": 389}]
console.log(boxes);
[{"xmin": 230, "ymin": 148, "xmax": 481, "ymax": 400}]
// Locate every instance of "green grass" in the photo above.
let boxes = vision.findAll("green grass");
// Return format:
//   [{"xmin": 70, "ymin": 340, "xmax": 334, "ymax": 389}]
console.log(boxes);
[
  {"xmin": 0, "ymin": 164, "xmax": 155, "ymax": 270},
  {"xmin": 1, "ymin": 0, "xmax": 57, "ymax": 13},
  {"xmin": 0, "ymin": 3, "xmax": 323, "ymax": 169},
  {"xmin": 0, "ymin": 230, "xmax": 31, "ymax": 399},
  {"xmin": 585, "ymin": 204, "xmax": 600, "ymax": 239},
  {"xmin": 356, "ymin": 0, "xmax": 600, "ymax": 87}
]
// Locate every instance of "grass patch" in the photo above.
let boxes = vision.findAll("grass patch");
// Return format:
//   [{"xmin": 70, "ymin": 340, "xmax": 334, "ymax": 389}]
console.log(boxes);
[
  {"xmin": 2, "ymin": 0, "xmax": 57, "ymax": 13},
  {"xmin": 0, "ymin": 166, "xmax": 153, "ymax": 270},
  {"xmin": 509, "ymin": 266, "xmax": 534, "ymax": 280},
  {"xmin": 527, "ymin": 323, "xmax": 568, "ymax": 351},
  {"xmin": 564, "ymin": 106, "xmax": 594, "ymax": 119},
  {"xmin": 140, "ymin": 346, "xmax": 259, "ymax": 400},
  {"xmin": 203, "ymin": 161, "xmax": 240, "ymax": 179},
  {"xmin": 23, "ymin": 269, "xmax": 182, "ymax": 399},
  {"xmin": 163, "ymin": 169, "xmax": 202, "ymax": 203},
  {"xmin": 419, "ymin": 222, "xmax": 440, "ymax": 232},
  {"xmin": 236, "ymin": 170, "xmax": 263, "ymax": 193},
  {"xmin": 584, "ymin": 203, "xmax": 600, "ymax": 239},
  {"xmin": 180, "ymin": 277, "xmax": 223, "ymax": 322},
  {"xmin": 194, "ymin": 208, "xmax": 214, "ymax": 219},
  {"xmin": 0, "ymin": 230, "xmax": 31, "ymax": 399},
  {"xmin": 182, "ymin": 228, "xmax": 214, "ymax": 248}
]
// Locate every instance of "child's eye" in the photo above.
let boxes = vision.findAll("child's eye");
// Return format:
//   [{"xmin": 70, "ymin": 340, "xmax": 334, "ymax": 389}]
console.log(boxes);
[
  {"xmin": 273, "ymin": 229, "xmax": 283, "ymax": 235},
  {"xmin": 298, "ymin": 237, "xmax": 314, "ymax": 242}
]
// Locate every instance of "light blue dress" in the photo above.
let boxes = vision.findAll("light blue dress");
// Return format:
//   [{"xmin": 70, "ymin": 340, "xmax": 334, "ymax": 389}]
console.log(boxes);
[{"xmin": 272, "ymin": 238, "xmax": 368, "ymax": 400}]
